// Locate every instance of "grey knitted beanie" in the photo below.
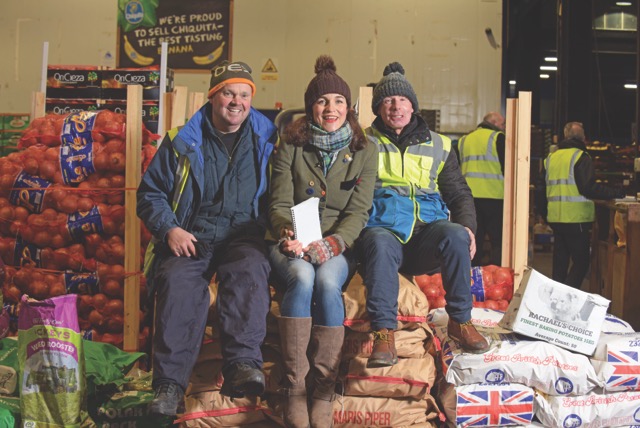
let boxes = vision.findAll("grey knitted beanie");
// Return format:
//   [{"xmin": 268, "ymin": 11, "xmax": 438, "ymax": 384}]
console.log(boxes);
[{"xmin": 371, "ymin": 62, "xmax": 419, "ymax": 115}]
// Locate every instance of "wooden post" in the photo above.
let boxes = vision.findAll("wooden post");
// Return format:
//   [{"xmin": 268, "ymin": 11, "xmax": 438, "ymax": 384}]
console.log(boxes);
[
  {"xmin": 162, "ymin": 91, "xmax": 174, "ymax": 138},
  {"xmin": 357, "ymin": 86, "xmax": 375, "ymax": 129},
  {"xmin": 188, "ymin": 92, "xmax": 206, "ymax": 120},
  {"xmin": 31, "ymin": 92, "xmax": 45, "ymax": 119},
  {"xmin": 124, "ymin": 85, "xmax": 143, "ymax": 352},
  {"xmin": 502, "ymin": 92, "xmax": 532, "ymax": 288},
  {"xmin": 512, "ymin": 91, "xmax": 532, "ymax": 283},
  {"xmin": 169, "ymin": 86, "xmax": 188, "ymax": 129},
  {"xmin": 502, "ymin": 99, "xmax": 518, "ymax": 269}
]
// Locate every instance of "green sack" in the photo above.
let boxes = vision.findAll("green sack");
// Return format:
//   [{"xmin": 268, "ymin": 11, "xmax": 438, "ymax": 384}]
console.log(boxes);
[{"xmin": 83, "ymin": 341, "xmax": 145, "ymax": 397}]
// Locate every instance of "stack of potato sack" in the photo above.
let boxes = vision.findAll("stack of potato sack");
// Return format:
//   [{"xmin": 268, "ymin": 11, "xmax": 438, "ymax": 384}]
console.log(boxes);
[
  {"xmin": 428, "ymin": 308, "xmax": 640, "ymax": 427},
  {"xmin": 325, "ymin": 273, "xmax": 440, "ymax": 428},
  {"xmin": 534, "ymin": 319, "xmax": 640, "ymax": 427},
  {"xmin": 176, "ymin": 281, "xmax": 271, "ymax": 427},
  {"xmin": 0, "ymin": 110, "xmax": 158, "ymax": 348}
]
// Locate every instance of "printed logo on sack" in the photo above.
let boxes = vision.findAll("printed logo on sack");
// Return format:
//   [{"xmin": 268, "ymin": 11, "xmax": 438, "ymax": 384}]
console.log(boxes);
[
  {"xmin": 555, "ymin": 377, "xmax": 574, "ymax": 395},
  {"xmin": 563, "ymin": 414, "xmax": 582, "ymax": 427},
  {"xmin": 484, "ymin": 369, "xmax": 505, "ymax": 383},
  {"xmin": 124, "ymin": 1, "xmax": 144, "ymax": 25},
  {"xmin": 634, "ymin": 406, "xmax": 640, "ymax": 422}
]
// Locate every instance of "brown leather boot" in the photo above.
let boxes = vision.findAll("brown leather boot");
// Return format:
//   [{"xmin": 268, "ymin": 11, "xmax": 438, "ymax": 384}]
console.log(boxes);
[
  {"xmin": 309, "ymin": 325, "xmax": 344, "ymax": 428},
  {"xmin": 447, "ymin": 319, "xmax": 490, "ymax": 353},
  {"xmin": 278, "ymin": 317, "xmax": 312, "ymax": 428},
  {"xmin": 366, "ymin": 328, "xmax": 398, "ymax": 368}
]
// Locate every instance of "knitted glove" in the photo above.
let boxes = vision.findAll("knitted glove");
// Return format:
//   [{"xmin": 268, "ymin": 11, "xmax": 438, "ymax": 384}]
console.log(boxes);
[{"xmin": 305, "ymin": 234, "xmax": 346, "ymax": 265}]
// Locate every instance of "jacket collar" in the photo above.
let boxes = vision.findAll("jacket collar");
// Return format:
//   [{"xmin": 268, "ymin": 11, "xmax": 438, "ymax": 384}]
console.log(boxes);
[
  {"xmin": 558, "ymin": 137, "xmax": 587, "ymax": 152},
  {"xmin": 373, "ymin": 114, "xmax": 431, "ymax": 149}
]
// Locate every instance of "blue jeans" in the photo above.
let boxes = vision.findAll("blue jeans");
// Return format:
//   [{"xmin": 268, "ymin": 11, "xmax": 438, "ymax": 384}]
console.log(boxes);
[
  {"xmin": 269, "ymin": 244, "xmax": 350, "ymax": 326},
  {"xmin": 357, "ymin": 221, "xmax": 473, "ymax": 330}
]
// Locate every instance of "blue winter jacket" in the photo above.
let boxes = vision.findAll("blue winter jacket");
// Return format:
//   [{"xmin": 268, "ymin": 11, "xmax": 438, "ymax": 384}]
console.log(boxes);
[{"xmin": 137, "ymin": 104, "xmax": 277, "ymax": 246}]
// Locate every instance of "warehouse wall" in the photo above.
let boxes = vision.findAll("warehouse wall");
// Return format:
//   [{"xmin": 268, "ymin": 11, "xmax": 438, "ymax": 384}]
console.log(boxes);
[{"xmin": 0, "ymin": 0, "xmax": 502, "ymax": 133}]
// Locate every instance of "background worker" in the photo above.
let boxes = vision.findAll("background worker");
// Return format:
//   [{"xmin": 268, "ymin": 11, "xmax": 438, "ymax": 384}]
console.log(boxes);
[
  {"xmin": 537, "ymin": 121, "xmax": 624, "ymax": 289},
  {"xmin": 357, "ymin": 62, "xmax": 490, "ymax": 368},
  {"xmin": 457, "ymin": 111, "xmax": 506, "ymax": 266},
  {"xmin": 137, "ymin": 61, "xmax": 277, "ymax": 416}
]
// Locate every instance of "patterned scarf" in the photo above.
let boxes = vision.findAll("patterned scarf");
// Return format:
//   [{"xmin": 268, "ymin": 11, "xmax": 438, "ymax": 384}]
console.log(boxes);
[{"xmin": 308, "ymin": 121, "xmax": 353, "ymax": 175}]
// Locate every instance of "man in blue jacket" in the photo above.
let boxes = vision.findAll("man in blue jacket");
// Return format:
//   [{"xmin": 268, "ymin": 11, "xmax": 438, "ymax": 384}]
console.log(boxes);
[
  {"xmin": 358, "ymin": 63, "xmax": 489, "ymax": 368},
  {"xmin": 137, "ymin": 61, "xmax": 277, "ymax": 416}
]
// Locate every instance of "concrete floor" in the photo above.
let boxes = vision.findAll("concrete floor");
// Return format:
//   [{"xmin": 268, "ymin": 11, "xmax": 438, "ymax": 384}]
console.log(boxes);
[{"xmin": 529, "ymin": 246, "xmax": 590, "ymax": 290}]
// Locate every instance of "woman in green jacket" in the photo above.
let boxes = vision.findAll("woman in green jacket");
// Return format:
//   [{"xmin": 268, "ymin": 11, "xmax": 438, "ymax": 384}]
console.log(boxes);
[{"xmin": 267, "ymin": 55, "xmax": 377, "ymax": 428}]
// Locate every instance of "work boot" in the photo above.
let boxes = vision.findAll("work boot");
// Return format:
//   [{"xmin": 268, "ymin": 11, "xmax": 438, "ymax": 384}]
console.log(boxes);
[
  {"xmin": 366, "ymin": 328, "xmax": 397, "ymax": 368},
  {"xmin": 220, "ymin": 361, "xmax": 265, "ymax": 398},
  {"xmin": 309, "ymin": 325, "xmax": 344, "ymax": 428},
  {"xmin": 447, "ymin": 319, "xmax": 490, "ymax": 353},
  {"xmin": 279, "ymin": 317, "xmax": 312, "ymax": 428},
  {"xmin": 150, "ymin": 382, "xmax": 184, "ymax": 416}
]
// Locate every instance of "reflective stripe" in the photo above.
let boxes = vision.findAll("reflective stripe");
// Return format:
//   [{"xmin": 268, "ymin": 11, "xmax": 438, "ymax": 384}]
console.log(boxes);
[
  {"xmin": 464, "ymin": 172, "xmax": 503, "ymax": 180},
  {"xmin": 143, "ymin": 128, "xmax": 191, "ymax": 277},
  {"xmin": 548, "ymin": 195, "xmax": 591, "ymax": 202}
]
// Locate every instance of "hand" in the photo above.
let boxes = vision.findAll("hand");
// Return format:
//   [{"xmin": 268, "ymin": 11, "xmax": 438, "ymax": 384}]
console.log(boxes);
[
  {"xmin": 279, "ymin": 228, "xmax": 305, "ymax": 258},
  {"xmin": 464, "ymin": 227, "xmax": 476, "ymax": 260},
  {"xmin": 166, "ymin": 227, "xmax": 197, "ymax": 257}
]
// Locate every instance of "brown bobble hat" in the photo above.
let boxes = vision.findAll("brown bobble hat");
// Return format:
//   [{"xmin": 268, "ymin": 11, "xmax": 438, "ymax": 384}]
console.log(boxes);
[
  {"xmin": 371, "ymin": 62, "xmax": 419, "ymax": 115},
  {"xmin": 304, "ymin": 55, "xmax": 351, "ymax": 117},
  {"xmin": 208, "ymin": 60, "xmax": 256, "ymax": 98}
]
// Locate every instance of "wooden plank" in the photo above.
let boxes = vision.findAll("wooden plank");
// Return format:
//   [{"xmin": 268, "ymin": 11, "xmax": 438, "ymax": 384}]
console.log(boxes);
[
  {"xmin": 502, "ymin": 98, "xmax": 518, "ymax": 269},
  {"xmin": 169, "ymin": 86, "xmax": 188, "ymax": 129},
  {"xmin": 31, "ymin": 92, "xmax": 45, "ymax": 119},
  {"xmin": 512, "ymin": 91, "xmax": 531, "ymax": 285},
  {"xmin": 123, "ymin": 85, "xmax": 143, "ymax": 352},
  {"xmin": 188, "ymin": 92, "xmax": 206, "ymax": 120},
  {"xmin": 357, "ymin": 86, "xmax": 375, "ymax": 129},
  {"xmin": 162, "ymin": 91, "xmax": 174, "ymax": 140}
]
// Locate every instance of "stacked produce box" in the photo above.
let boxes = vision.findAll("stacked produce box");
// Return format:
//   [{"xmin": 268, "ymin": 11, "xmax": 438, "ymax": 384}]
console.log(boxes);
[
  {"xmin": 45, "ymin": 65, "xmax": 174, "ymax": 134},
  {"xmin": 0, "ymin": 114, "xmax": 29, "ymax": 157},
  {"xmin": 0, "ymin": 110, "xmax": 158, "ymax": 349}
]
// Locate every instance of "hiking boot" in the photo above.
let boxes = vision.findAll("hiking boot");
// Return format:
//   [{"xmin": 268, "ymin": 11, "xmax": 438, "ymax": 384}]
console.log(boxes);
[
  {"xmin": 366, "ymin": 328, "xmax": 397, "ymax": 368},
  {"xmin": 220, "ymin": 362, "xmax": 265, "ymax": 398},
  {"xmin": 447, "ymin": 319, "xmax": 490, "ymax": 353},
  {"xmin": 150, "ymin": 382, "xmax": 184, "ymax": 416}
]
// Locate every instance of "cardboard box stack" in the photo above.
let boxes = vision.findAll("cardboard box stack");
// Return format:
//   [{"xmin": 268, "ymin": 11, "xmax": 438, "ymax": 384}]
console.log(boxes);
[
  {"xmin": 0, "ymin": 114, "xmax": 29, "ymax": 156},
  {"xmin": 45, "ymin": 65, "xmax": 174, "ymax": 135}
]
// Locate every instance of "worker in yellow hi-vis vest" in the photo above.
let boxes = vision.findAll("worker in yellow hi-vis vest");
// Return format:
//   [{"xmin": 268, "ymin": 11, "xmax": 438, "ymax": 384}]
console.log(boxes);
[
  {"xmin": 537, "ymin": 122, "xmax": 624, "ymax": 289},
  {"xmin": 457, "ymin": 112, "xmax": 506, "ymax": 266}
]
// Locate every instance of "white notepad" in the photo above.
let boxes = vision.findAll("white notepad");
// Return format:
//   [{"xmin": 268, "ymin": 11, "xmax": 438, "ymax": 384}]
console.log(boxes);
[{"xmin": 291, "ymin": 197, "xmax": 323, "ymax": 247}]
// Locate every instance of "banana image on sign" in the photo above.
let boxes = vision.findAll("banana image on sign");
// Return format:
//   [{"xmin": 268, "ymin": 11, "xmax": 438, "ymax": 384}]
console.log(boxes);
[
  {"xmin": 192, "ymin": 42, "xmax": 226, "ymax": 65},
  {"xmin": 123, "ymin": 35, "xmax": 154, "ymax": 66}
]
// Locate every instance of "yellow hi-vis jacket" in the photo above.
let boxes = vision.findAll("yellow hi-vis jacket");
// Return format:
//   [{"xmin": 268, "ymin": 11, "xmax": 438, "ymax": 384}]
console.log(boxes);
[
  {"xmin": 544, "ymin": 147, "xmax": 595, "ymax": 223},
  {"xmin": 458, "ymin": 128, "xmax": 504, "ymax": 199},
  {"xmin": 365, "ymin": 127, "xmax": 451, "ymax": 242}
]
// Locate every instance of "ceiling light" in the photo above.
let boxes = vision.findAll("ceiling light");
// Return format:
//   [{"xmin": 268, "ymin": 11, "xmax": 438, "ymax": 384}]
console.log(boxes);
[
  {"xmin": 540, "ymin": 65, "xmax": 558, "ymax": 71},
  {"xmin": 624, "ymin": 83, "xmax": 637, "ymax": 89},
  {"xmin": 540, "ymin": 74, "xmax": 550, "ymax": 79},
  {"xmin": 544, "ymin": 57, "xmax": 558, "ymax": 62},
  {"xmin": 616, "ymin": 2, "xmax": 632, "ymax": 6},
  {"xmin": 508, "ymin": 80, "xmax": 516, "ymax": 85}
]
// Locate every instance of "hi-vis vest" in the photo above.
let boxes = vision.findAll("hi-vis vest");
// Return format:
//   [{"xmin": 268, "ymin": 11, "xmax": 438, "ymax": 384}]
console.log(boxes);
[
  {"xmin": 544, "ymin": 147, "xmax": 594, "ymax": 223},
  {"xmin": 365, "ymin": 127, "xmax": 451, "ymax": 242},
  {"xmin": 458, "ymin": 128, "xmax": 504, "ymax": 199},
  {"xmin": 143, "ymin": 128, "xmax": 190, "ymax": 278}
]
